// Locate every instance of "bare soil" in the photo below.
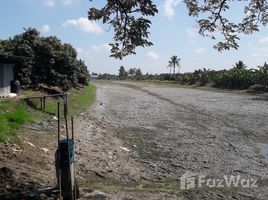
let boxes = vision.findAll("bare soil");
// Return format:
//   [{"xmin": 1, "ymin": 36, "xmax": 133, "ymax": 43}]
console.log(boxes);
[{"xmin": 1, "ymin": 81, "xmax": 268, "ymax": 200}]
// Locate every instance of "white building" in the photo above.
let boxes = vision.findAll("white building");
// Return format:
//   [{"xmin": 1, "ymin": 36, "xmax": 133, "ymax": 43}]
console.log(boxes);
[{"xmin": 91, "ymin": 72, "xmax": 99, "ymax": 80}]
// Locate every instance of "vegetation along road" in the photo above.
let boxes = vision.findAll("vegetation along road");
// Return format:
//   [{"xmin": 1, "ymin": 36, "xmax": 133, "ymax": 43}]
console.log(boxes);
[{"xmin": 74, "ymin": 81, "xmax": 268, "ymax": 199}]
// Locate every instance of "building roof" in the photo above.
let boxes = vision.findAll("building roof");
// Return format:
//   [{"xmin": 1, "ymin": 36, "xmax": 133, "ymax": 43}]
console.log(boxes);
[{"xmin": 0, "ymin": 54, "xmax": 25, "ymax": 64}]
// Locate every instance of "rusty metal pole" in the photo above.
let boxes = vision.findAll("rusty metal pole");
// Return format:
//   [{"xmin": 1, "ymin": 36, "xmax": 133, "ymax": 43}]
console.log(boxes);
[
  {"xmin": 64, "ymin": 95, "xmax": 74, "ymax": 200},
  {"xmin": 71, "ymin": 116, "xmax": 76, "ymax": 199},
  {"xmin": 57, "ymin": 102, "xmax": 62, "ymax": 199}
]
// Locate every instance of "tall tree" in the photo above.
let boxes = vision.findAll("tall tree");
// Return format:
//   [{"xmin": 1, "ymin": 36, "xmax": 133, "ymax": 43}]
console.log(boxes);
[
  {"xmin": 88, "ymin": 0, "xmax": 268, "ymax": 58},
  {"xmin": 168, "ymin": 56, "xmax": 180, "ymax": 76}
]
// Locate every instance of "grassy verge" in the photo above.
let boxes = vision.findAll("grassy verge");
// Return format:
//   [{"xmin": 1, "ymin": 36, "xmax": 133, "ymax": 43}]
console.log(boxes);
[
  {"xmin": 68, "ymin": 84, "xmax": 96, "ymax": 116},
  {"xmin": 0, "ymin": 101, "xmax": 32, "ymax": 143},
  {"xmin": 0, "ymin": 83, "xmax": 96, "ymax": 143}
]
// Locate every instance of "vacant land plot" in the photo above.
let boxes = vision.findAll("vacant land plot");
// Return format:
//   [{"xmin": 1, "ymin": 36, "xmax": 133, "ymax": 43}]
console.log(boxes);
[{"xmin": 75, "ymin": 81, "xmax": 268, "ymax": 200}]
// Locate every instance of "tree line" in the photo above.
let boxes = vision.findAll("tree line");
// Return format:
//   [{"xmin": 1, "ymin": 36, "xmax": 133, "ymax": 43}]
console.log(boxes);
[
  {"xmin": 98, "ymin": 60, "xmax": 268, "ymax": 92},
  {"xmin": 157, "ymin": 61, "xmax": 268, "ymax": 90},
  {"xmin": 118, "ymin": 66, "xmax": 143, "ymax": 80},
  {"xmin": 0, "ymin": 28, "xmax": 90, "ymax": 90}
]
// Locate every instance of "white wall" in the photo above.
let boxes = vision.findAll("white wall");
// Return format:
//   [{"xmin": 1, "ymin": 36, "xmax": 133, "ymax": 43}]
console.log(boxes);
[{"xmin": 0, "ymin": 64, "xmax": 14, "ymax": 96}]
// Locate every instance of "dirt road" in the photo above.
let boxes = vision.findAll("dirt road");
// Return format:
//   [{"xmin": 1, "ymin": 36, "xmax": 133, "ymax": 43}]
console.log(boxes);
[{"xmin": 75, "ymin": 81, "xmax": 268, "ymax": 200}]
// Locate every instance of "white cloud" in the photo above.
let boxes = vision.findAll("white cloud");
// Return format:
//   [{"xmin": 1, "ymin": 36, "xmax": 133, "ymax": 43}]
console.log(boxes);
[
  {"xmin": 251, "ymin": 52, "xmax": 261, "ymax": 57},
  {"xmin": 76, "ymin": 48, "xmax": 83, "ymax": 53},
  {"xmin": 90, "ymin": 45, "xmax": 103, "ymax": 52},
  {"xmin": 162, "ymin": 0, "xmax": 180, "ymax": 19},
  {"xmin": 76, "ymin": 48, "xmax": 94, "ymax": 61},
  {"xmin": 186, "ymin": 28, "xmax": 198, "ymax": 44},
  {"xmin": 194, "ymin": 48, "xmax": 207, "ymax": 54},
  {"xmin": 41, "ymin": 24, "xmax": 50, "ymax": 34},
  {"xmin": 251, "ymin": 47, "xmax": 268, "ymax": 58},
  {"xmin": 146, "ymin": 51, "xmax": 160, "ymax": 60},
  {"xmin": 259, "ymin": 36, "xmax": 268, "ymax": 44},
  {"xmin": 62, "ymin": 17, "xmax": 103, "ymax": 34},
  {"xmin": 102, "ymin": 43, "xmax": 112, "ymax": 51},
  {"xmin": 90, "ymin": 43, "xmax": 111, "ymax": 53},
  {"xmin": 43, "ymin": 0, "xmax": 55, "ymax": 7},
  {"xmin": 61, "ymin": 0, "xmax": 80, "ymax": 6},
  {"xmin": 186, "ymin": 28, "xmax": 197, "ymax": 39}
]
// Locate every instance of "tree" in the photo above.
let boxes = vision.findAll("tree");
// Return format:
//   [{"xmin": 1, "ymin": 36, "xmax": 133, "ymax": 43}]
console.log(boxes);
[
  {"xmin": 135, "ymin": 68, "xmax": 143, "ymax": 80},
  {"xmin": 233, "ymin": 60, "xmax": 247, "ymax": 70},
  {"xmin": 256, "ymin": 62, "xmax": 268, "ymax": 89},
  {"xmin": 167, "ymin": 64, "xmax": 172, "ymax": 79},
  {"xmin": 88, "ymin": 0, "xmax": 268, "ymax": 59},
  {"xmin": 1, "ymin": 28, "xmax": 90, "ymax": 89},
  {"xmin": 168, "ymin": 56, "xmax": 180, "ymax": 76},
  {"xmin": 119, "ymin": 66, "xmax": 127, "ymax": 80},
  {"xmin": 128, "ymin": 68, "xmax": 136, "ymax": 79},
  {"xmin": 88, "ymin": 0, "xmax": 157, "ymax": 59},
  {"xmin": 9, "ymin": 28, "xmax": 40, "ymax": 87}
]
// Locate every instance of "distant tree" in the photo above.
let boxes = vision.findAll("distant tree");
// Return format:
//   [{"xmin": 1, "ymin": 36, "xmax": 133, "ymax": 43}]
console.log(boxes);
[
  {"xmin": 256, "ymin": 62, "xmax": 268, "ymax": 89},
  {"xmin": 119, "ymin": 66, "xmax": 127, "ymax": 80},
  {"xmin": 128, "ymin": 68, "xmax": 136, "ymax": 79},
  {"xmin": 168, "ymin": 56, "xmax": 181, "ymax": 76},
  {"xmin": 199, "ymin": 68, "xmax": 211, "ymax": 85},
  {"xmin": 233, "ymin": 60, "xmax": 247, "ymax": 70},
  {"xmin": 135, "ymin": 68, "xmax": 143, "ymax": 80},
  {"xmin": 167, "ymin": 65, "xmax": 172, "ymax": 80}
]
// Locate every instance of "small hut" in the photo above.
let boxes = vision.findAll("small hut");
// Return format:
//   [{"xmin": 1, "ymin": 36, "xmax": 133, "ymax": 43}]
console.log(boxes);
[{"xmin": 0, "ymin": 54, "xmax": 22, "ymax": 97}]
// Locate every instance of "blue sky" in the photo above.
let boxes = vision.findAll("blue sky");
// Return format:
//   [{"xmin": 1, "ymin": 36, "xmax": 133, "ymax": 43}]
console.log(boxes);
[{"xmin": 1, "ymin": 0, "xmax": 268, "ymax": 74}]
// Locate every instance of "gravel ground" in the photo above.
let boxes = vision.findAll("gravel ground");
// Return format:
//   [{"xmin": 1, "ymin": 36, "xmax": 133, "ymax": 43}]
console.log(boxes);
[
  {"xmin": 1, "ymin": 80, "xmax": 267, "ymax": 200},
  {"xmin": 75, "ymin": 81, "xmax": 268, "ymax": 200}
]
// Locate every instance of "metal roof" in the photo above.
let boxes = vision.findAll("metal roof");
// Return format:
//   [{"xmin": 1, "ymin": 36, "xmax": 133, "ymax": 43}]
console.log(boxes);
[{"xmin": 0, "ymin": 54, "xmax": 26, "ymax": 64}]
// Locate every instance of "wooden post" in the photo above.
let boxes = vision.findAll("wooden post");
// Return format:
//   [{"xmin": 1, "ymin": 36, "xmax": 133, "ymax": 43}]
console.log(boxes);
[
  {"xmin": 58, "ymin": 94, "xmax": 75, "ymax": 200},
  {"xmin": 43, "ymin": 97, "xmax": 46, "ymax": 111},
  {"xmin": 40, "ymin": 97, "xmax": 43, "ymax": 111},
  {"xmin": 71, "ymin": 116, "xmax": 74, "ymax": 140}
]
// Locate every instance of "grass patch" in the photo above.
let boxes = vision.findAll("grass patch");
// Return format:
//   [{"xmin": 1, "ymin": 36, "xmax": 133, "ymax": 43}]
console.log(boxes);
[
  {"xmin": 80, "ymin": 177, "xmax": 181, "ymax": 196},
  {"xmin": 45, "ymin": 84, "xmax": 96, "ymax": 116},
  {"xmin": 68, "ymin": 84, "xmax": 96, "ymax": 116},
  {"xmin": 0, "ymin": 83, "xmax": 96, "ymax": 143},
  {"xmin": 0, "ymin": 101, "xmax": 32, "ymax": 143}
]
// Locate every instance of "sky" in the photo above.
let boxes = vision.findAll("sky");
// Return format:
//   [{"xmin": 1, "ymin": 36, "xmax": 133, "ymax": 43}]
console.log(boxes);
[{"xmin": 1, "ymin": 0, "xmax": 268, "ymax": 74}]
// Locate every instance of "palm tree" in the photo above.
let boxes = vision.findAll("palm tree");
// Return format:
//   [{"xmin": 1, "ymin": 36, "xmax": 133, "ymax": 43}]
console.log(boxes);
[
  {"xmin": 234, "ymin": 60, "xmax": 247, "ymax": 69},
  {"xmin": 168, "ymin": 56, "xmax": 181, "ymax": 76}
]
